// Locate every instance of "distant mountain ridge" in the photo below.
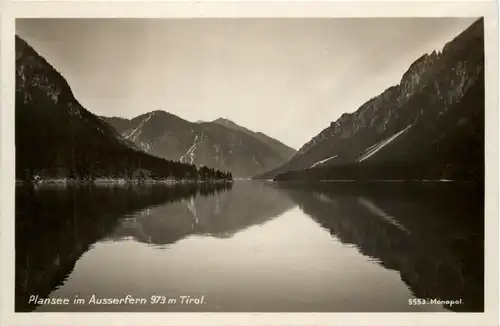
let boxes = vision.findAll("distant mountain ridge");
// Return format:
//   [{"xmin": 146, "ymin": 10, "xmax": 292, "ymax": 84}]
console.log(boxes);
[
  {"xmin": 15, "ymin": 36, "xmax": 231, "ymax": 182},
  {"xmin": 257, "ymin": 18, "xmax": 484, "ymax": 182},
  {"xmin": 101, "ymin": 112, "xmax": 296, "ymax": 178},
  {"xmin": 212, "ymin": 118, "xmax": 296, "ymax": 160}
]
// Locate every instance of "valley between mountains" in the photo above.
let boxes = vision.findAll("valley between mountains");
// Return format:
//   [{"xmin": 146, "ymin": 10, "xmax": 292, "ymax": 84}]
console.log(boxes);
[{"xmin": 16, "ymin": 18, "xmax": 484, "ymax": 184}]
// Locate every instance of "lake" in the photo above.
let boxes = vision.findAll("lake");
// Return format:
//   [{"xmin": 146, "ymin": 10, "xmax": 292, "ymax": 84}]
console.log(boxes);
[{"xmin": 15, "ymin": 181, "xmax": 484, "ymax": 312}]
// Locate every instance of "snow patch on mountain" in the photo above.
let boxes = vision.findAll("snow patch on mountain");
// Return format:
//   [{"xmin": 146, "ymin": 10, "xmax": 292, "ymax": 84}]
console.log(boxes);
[
  {"xmin": 124, "ymin": 112, "xmax": 155, "ymax": 141},
  {"xmin": 357, "ymin": 125, "xmax": 413, "ymax": 162},
  {"xmin": 252, "ymin": 156, "xmax": 261, "ymax": 168},
  {"xmin": 310, "ymin": 155, "xmax": 338, "ymax": 168},
  {"xmin": 180, "ymin": 134, "xmax": 200, "ymax": 164},
  {"xmin": 214, "ymin": 144, "xmax": 221, "ymax": 162},
  {"xmin": 140, "ymin": 141, "xmax": 151, "ymax": 152}
]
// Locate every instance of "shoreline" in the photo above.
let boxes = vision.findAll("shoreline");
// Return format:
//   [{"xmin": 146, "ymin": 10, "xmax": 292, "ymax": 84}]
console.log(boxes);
[
  {"xmin": 267, "ymin": 179, "xmax": 482, "ymax": 185},
  {"xmin": 15, "ymin": 178, "xmax": 234, "ymax": 186}
]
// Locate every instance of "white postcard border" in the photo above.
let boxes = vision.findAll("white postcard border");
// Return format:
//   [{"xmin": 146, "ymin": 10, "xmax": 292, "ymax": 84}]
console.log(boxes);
[{"xmin": 1, "ymin": 1, "xmax": 498, "ymax": 326}]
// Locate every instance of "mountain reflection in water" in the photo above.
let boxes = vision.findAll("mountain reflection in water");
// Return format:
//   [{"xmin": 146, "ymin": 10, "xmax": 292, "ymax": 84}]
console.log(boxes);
[
  {"xmin": 276, "ymin": 182, "xmax": 484, "ymax": 312},
  {"xmin": 15, "ymin": 182, "xmax": 237, "ymax": 312},
  {"xmin": 16, "ymin": 181, "xmax": 483, "ymax": 312}
]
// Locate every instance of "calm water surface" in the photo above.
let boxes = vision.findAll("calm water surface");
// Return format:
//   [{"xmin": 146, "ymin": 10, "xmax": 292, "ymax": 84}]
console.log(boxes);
[{"xmin": 16, "ymin": 181, "xmax": 483, "ymax": 312}]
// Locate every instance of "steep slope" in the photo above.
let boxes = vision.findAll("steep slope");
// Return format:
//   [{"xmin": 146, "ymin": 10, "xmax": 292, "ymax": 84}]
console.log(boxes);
[
  {"xmin": 15, "ymin": 36, "xmax": 231, "ymax": 182},
  {"xmin": 102, "ymin": 112, "xmax": 291, "ymax": 178},
  {"xmin": 212, "ymin": 118, "xmax": 297, "ymax": 160},
  {"xmin": 258, "ymin": 18, "xmax": 484, "ymax": 182}
]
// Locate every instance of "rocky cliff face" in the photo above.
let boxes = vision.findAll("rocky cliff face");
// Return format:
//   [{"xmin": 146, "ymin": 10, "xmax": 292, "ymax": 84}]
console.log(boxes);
[
  {"xmin": 15, "ymin": 36, "xmax": 230, "ymax": 181},
  {"xmin": 102, "ymin": 113, "xmax": 294, "ymax": 178},
  {"xmin": 258, "ymin": 18, "xmax": 484, "ymax": 181}
]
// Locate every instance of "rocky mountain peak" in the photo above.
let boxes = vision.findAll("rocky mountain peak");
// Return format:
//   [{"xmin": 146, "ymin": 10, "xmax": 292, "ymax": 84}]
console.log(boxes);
[
  {"xmin": 213, "ymin": 117, "xmax": 237, "ymax": 126},
  {"xmin": 258, "ymin": 18, "xmax": 484, "ymax": 181},
  {"xmin": 398, "ymin": 51, "xmax": 440, "ymax": 100},
  {"xmin": 102, "ymin": 112, "xmax": 295, "ymax": 178},
  {"xmin": 16, "ymin": 35, "xmax": 235, "ymax": 182}
]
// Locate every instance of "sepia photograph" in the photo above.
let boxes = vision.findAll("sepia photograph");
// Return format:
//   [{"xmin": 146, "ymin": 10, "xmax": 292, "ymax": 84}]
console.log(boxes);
[{"xmin": 1, "ymin": 1, "xmax": 498, "ymax": 325}]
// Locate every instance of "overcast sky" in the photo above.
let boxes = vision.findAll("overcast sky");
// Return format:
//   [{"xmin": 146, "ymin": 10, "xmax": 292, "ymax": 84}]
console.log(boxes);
[{"xmin": 16, "ymin": 18, "xmax": 476, "ymax": 149}]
